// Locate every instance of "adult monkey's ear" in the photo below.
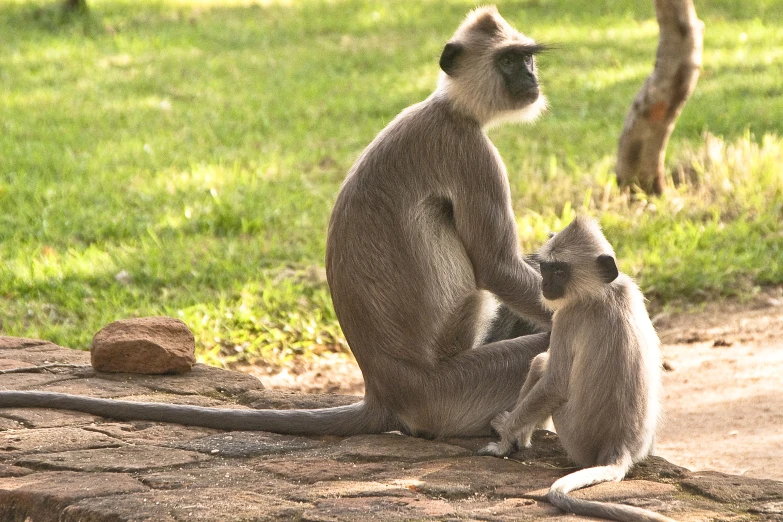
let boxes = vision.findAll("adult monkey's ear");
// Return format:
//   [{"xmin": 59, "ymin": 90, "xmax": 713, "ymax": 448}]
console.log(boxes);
[
  {"xmin": 439, "ymin": 42, "xmax": 463, "ymax": 75},
  {"xmin": 596, "ymin": 255, "xmax": 619, "ymax": 283}
]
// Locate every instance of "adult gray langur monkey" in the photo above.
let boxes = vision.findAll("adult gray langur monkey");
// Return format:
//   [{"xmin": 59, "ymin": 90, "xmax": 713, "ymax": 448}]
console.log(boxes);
[
  {"xmin": 0, "ymin": 7, "xmax": 553, "ymax": 439},
  {"xmin": 479, "ymin": 216, "xmax": 674, "ymax": 522}
]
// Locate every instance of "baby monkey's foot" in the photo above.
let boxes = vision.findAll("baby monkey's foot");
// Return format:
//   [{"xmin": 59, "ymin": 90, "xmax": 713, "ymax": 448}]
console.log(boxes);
[
  {"xmin": 479, "ymin": 410, "xmax": 537, "ymax": 456},
  {"xmin": 479, "ymin": 411, "xmax": 518, "ymax": 457},
  {"xmin": 478, "ymin": 440, "xmax": 514, "ymax": 457}
]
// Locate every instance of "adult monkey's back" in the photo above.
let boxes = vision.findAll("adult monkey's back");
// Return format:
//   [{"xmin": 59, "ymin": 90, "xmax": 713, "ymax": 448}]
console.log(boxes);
[{"xmin": 0, "ymin": 6, "xmax": 552, "ymax": 439}]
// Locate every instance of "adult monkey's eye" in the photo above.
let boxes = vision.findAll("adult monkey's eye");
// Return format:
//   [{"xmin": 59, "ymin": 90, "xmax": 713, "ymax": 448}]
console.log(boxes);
[
  {"xmin": 523, "ymin": 53, "xmax": 534, "ymax": 67},
  {"xmin": 499, "ymin": 55, "xmax": 514, "ymax": 67}
]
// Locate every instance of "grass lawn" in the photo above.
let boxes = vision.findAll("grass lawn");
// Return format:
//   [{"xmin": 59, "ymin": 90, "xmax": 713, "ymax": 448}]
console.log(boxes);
[{"xmin": 1, "ymin": 0, "xmax": 782, "ymax": 367}]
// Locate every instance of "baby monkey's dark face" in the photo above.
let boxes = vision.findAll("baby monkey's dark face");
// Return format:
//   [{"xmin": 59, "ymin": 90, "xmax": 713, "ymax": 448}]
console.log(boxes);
[
  {"xmin": 494, "ymin": 44, "xmax": 543, "ymax": 103},
  {"xmin": 540, "ymin": 261, "xmax": 570, "ymax": 300}
]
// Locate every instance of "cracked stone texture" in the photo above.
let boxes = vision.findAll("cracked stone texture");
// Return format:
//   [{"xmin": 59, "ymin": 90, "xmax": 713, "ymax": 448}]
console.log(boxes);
[{"xmin": 1, "ymin": 336, "xmax": 782, "ymax": 521}]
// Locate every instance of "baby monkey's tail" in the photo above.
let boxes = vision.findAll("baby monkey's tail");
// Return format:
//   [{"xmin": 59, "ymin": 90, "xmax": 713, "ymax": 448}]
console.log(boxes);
[{"xmin": 547, "ymin": 455, "xmax": 677, "ymax": 522}]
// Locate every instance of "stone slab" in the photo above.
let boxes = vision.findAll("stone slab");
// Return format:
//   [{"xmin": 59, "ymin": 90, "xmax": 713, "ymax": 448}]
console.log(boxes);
[
  {"xmin": 0, "ymin": 426, "xmax": 121, "ymax": 458},
  {"xmin": 14, "ymin": 445, "xmax": 209, "ymax": 472},
  {"xmin": 91, "ymin": 364, "xmax": 265, "ymax": 397},
  {"xmin": 0, "ymin": 338, "xmax": 91, "ymax": 365},
  {"xmin": 683, "ymin": 470, "xmax": 783, "ymax": 503},
  {"xmin": 0, "ymin": 416, "xmax": 24, "ymax": 430},
  {"xmin": 0, "ymin": 471, "xmax": 148, "ymax": 522},
  {"xmin": 1, "ymin": 338, "xmax": 780, "ymax": 521},
  {"xmin": 395, "ymin": 456, "xmax": 563, "ymax": 500},
  {"xmin": 110, "ymin": 392, "xmax": 232, "ymax": 407},
  {"xmin": 30, "ymin": 377, "xmax": 156, "ymax": 398},
  {"xmin": 331, "ymin": 433, "xmax": 471, "ymax": 462},
  {"xmin": 0, "ymin": 407, "xmax": 101, "ymax": 429},
  {"xmin": 1, "ymin": 372, "xmax": 80, "ymax": 391},
  {"xmin": 302, "ymin": 495, "xmax": 457, "ymax": 522},
  {"xmin": 0, "ymin": 337, "xmax": 53, "ymax": 350},
  {"xmin": 0, "ymin": 358, "xmax": 36, "ymax": 370},
  {"xmin": 253, "ymin": 457, "xmax": 393, "ymax": 485},
  {"xmin": 240, "ymin": 389, "xmax": 361, "ymax": 409},
  {"xmin": 88, "ymin": 420, "xmax": 221, "ymax": 445},
  {"xmin": 169, "ymin": 430, "xmax": 323, "ymax": 457},
  {"xmin": 0, "ymin": 463, "xmax": 33, "ymax": 477},
  {"xmin": 61, "ymin": 487, "xmax": 304, "ymax": 522},
  {"xmin": 136, "ymin": 463, "xmax": 293, "ymax": 494}
]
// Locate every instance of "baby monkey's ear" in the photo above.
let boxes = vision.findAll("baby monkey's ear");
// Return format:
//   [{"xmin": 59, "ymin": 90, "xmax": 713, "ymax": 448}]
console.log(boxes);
[
  {"xmin": 596, "ymin": 255, "xmax": 619, "ymax": 283},
  {"xmin": 439, "ymin": 42, "xmax": 463, "ymax": 75}
]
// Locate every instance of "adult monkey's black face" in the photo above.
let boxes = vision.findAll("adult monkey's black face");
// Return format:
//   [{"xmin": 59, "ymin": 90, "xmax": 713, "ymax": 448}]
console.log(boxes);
[
  {"xmin": 495, "ymin": 44, "xmax": 544, "ymax": 101},
  {"xmin": 540, "ymin": 261, "xmax": 571, "ymax": 300}
]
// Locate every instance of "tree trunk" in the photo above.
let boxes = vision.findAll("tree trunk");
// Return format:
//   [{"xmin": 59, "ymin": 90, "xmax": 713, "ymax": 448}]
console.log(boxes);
[{"xmin": 615, "ymin": 0, "xmax": 703, "ymax": 195}]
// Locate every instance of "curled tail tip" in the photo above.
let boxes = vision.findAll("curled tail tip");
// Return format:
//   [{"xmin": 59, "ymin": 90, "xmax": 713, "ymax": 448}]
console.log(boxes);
[
  {"xmin": 550, "ymin": 462, "xmax": 629, "ymax": 495},
  {"xmin": 548, "ymin": 485, "xmax": 677, "ymax": 522},
  {"xmin": 548, "ymin": 462, "xmax": 675, "ymax": 522}
]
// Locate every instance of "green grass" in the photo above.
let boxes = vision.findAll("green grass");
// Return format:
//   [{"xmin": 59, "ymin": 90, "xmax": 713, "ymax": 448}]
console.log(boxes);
[{"xmin": 1, "ymin": 0, "xmax": 781, "ymax": 366}]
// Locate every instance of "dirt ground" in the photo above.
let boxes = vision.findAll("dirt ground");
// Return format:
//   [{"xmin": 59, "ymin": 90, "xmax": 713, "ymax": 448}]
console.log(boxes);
[{"xmin": 240, "ymin": 288, "xmax": 783, "ymax": 482}]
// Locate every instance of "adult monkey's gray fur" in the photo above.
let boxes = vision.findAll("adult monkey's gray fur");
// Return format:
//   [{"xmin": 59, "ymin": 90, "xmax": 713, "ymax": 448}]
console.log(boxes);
[
  {"xmin": 479, "ymin": 216, "xmax": 674, "ymax": 522},
  {"xmin": 0, "ymin": 7, "xmax": 553, "ymax": 439}
]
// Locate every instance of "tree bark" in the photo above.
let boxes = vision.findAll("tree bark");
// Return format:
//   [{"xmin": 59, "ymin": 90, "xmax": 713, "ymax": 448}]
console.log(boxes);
[{"xmin": 616, "ymin": 0, "xmax": 703, "ymax": 195}]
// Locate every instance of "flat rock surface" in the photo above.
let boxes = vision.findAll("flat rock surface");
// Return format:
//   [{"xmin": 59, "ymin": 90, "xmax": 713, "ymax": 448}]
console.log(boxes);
[{"xmin": 1, "ymin": 336, "xmax": 781, "ymax": 521}]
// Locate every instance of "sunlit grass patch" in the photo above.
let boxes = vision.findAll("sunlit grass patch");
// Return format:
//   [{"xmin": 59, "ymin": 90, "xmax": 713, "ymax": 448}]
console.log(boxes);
[
  {"xmin": 1, "ymin": 0, "xmax": 781, "ymax": 366},
  {"xmin": 513, "ymin": 132, "xmax": 783, "ymax": 308},
  {"xmin": 179, "ymin": 271, "xmax": 345, "ymax": 367}
]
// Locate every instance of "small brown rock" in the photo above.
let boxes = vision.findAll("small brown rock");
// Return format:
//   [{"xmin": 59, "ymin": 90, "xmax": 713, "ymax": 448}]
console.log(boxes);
[{"xmin": 91, "ymin": 317, "xmax": 195, "ymax": 374}]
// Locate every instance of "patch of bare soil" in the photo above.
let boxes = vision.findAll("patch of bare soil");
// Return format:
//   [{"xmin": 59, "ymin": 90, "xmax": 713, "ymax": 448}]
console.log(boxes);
[
  {"xmin": 238, "ymin": 351, "xmax": 365, "ymax": 396},
  {"xmin": 653, "ymin": 288, "xmax": 783, "ymax": 481},
  {"xmin": 238, "ymin": 288, "xmax": 783, "ymax": 481}
]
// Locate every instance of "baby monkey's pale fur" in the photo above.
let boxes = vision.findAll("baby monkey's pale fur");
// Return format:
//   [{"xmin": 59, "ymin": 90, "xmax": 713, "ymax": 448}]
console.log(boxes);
[{"xmin": 480, "ymin": 216, "xmax": 675, "ymax": 522}]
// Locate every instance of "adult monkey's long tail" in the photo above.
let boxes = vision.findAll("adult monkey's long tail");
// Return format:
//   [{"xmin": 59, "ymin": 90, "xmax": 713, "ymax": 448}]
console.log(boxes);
[
  {"xmin": 0, "ymin": 391, "xmax": 398, "ymax": 435},
  {"xmin": 547, "ymin": 458, "xmax": 677, "ymax": 522}
]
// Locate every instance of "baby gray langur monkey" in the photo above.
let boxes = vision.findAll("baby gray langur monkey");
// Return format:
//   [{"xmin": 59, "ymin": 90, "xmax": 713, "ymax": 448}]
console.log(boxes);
[
  {"xmin": 479, "ymin": 216, "xmax": 675, "ymax": 522},
  {"xmin": 0, "ymin": 7, "xmax": 552, "ymax": 438}
]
